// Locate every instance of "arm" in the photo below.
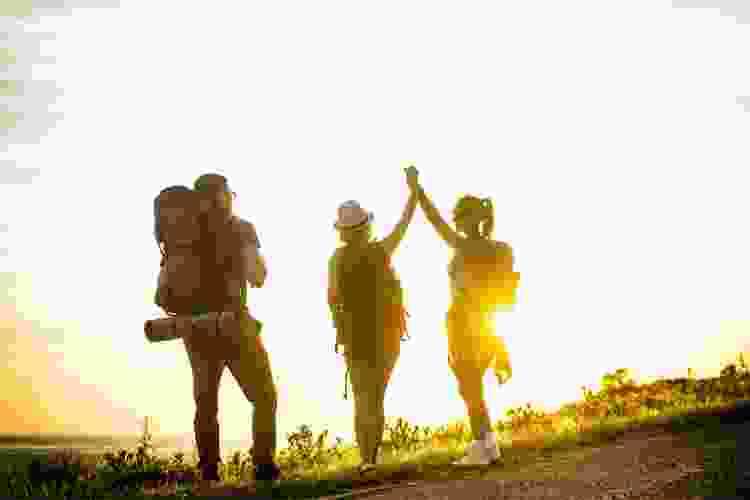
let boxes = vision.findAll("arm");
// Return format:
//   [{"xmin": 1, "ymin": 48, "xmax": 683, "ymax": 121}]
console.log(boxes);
[
  {"xmin": 380, "ymin": 190, "xmax": 419, "ymax": 257},
  {"xmin": 328, "ymin": 252, "xmax": 346, "ymax": 353},
  {"xmin": 415, "ymin": 185, "xmax": 464, "ymax": 249},
  {"xmin": 237, "ymin": 219, "xmax": 266, "ymax": 287},
  {"xmin": 327, "ymin": 253, "xmax": 338, "ymax": 306},
  {"xmin": 243, "ymin": 245, "xmax": 267, "ymax": 288}
]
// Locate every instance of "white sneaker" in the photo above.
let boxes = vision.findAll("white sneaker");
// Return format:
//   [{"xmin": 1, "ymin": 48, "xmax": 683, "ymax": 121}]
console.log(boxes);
[
  {"xmin": 455, "ymin": 439, "xmax": 491, "ymax": 465},
  {"xmin": 484, "ymin": 432, "xmax": 500, "ymax": 463},
  {"xmin": 455, "ymin": 433, "xmax": 500, "ymax": 466}
]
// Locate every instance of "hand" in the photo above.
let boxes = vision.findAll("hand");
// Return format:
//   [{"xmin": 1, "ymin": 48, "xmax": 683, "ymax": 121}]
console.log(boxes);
[{"xmin": 404, "ymin": 164, "xmax": 419, "ymax": 191}]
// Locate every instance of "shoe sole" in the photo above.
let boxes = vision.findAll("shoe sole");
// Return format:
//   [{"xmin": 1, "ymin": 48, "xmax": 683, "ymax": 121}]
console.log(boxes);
[{"xmin": 454, "ymin": 444, "xmax": 502, "ymax": 467}]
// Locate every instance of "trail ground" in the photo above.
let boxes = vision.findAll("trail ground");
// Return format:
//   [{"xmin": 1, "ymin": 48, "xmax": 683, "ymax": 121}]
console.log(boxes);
[{"xmin": 190, "ymin": 401, "xmax": 747, "ymax": 499}]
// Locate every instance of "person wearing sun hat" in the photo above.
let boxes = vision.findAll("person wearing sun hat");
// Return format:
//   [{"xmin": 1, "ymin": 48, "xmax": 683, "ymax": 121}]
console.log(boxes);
[{"xmin": 327, "ymin": 167, "xmax": 419, "ymax": 473}]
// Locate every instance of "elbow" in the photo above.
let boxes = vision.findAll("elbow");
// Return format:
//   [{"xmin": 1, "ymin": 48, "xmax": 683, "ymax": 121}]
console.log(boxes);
[
  {"xmin": 256, "ymin": 270, "xmax": 267, "ymax": 288},
  {"xmin": 248, "ymin": 268, "xmax": 266, "ymax": 288}
]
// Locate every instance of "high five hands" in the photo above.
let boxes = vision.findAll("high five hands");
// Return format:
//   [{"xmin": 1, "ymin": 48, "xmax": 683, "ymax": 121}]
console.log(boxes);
[{"xmin": 404, "ymin": 164, "xmax": 420, "ymax": 192}]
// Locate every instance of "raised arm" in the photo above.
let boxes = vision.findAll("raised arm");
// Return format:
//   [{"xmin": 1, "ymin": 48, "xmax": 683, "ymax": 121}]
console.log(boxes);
[
  {"xmin": 380, "ymin": 189, "xmax": 418, "ymax": 257},
  {"xmin": 415, "ymin": 184, "xmax": 464, "ymax": 249}
]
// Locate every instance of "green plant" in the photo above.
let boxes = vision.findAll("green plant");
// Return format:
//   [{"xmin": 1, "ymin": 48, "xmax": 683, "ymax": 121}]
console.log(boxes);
[
  {"xmin": 385, "ymin": 417, "xmax": 422, "ymax": 454},
  {"xmin": 505, "ymin": 402, "xmax": 546, "ymax": 431},
  {"xmin": 601, "ymin": 368, "xmax": 632, "ymax": 391},
  {"xmin": 223, "ymin": 449, "xmax": 254, "ymax": 483},
  {"xmin": 605, "ymin": 399, "xmax": 627, "ymax": 417},
  {"xmin": 581, "ymin": 385, "xmax": 601, "ymax": 403},
  {"xmin": 283, "ymin": 425, "xmax": 344, "ymax": 471},
  {"xmin": 738, "ymin": 352, "xmax": 749, "ymax": 374}
]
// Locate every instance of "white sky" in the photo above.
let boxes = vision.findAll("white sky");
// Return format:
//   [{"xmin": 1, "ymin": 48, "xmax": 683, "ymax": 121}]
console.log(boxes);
[{"xmin": 2, "ymin": 0, "xmax": 750, "ymax": 453}]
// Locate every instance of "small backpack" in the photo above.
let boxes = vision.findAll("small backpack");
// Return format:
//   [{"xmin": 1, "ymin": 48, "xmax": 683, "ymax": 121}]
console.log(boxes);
[
  {"xmin": 334, "ymin": 241, "xmax": 408, "ymax": 359},
  {"xmin": 153, "ymin": 186, "xmax": 244, "ymax": 316},
  {"xmin": 455, "ymin": 240, "xmax": 519, "ymax": 312}
]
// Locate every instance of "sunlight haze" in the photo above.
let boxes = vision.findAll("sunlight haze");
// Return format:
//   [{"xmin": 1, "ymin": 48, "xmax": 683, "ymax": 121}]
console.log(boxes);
[{"xmin": 2, "ymin": 0, "xmax": 750, "ymax": 455}]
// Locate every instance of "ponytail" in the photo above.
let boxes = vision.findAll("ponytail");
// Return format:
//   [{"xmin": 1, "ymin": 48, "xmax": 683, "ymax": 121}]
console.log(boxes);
[{"xmin": 480, "ymin": 198, "xmax": 494, "ymax": 238}]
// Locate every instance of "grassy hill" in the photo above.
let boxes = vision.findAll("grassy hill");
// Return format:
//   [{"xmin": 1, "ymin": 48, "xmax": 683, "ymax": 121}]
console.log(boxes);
[{"xmin": 1, "ymin": 352, "xmax": 747, "ymax": 498}]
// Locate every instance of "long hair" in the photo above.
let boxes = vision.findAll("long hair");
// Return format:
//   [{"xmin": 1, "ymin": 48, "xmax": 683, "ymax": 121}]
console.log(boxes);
[{"xmin": 454, "ymin": 195, "xmax": 494, "ymax": 239}]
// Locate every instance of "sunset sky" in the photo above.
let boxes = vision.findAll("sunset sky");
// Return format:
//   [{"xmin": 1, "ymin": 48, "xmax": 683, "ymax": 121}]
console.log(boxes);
[{"xmin": 2, "ymin": 0, "xmax": 750, "ymax": 455}]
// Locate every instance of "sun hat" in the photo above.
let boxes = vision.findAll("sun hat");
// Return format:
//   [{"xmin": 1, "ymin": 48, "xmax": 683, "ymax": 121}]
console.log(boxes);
[{"xmin": 334, "ymin": 200, "xmax": 374, "ymax": 230}]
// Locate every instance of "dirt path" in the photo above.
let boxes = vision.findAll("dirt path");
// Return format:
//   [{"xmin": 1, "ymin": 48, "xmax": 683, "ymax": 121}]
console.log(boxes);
[
  {"xmin": 188, "ymin": 403, "xmax": 748, "ymax": 499},
  {"xmin": 332, "ymin": 428, "xmax": 707, "ymax": 500},
  {"xmin": 187, "ymin": 428, "xmax": 704, "ymax": 499}
]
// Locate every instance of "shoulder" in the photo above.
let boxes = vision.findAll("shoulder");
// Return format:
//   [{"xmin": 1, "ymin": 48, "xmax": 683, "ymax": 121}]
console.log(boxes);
[
  {"xmin": 233, "ymin": 216, "xmax": 260, "ymax": 248},
  {"xmin": 233, "ymin": 216, "xmax": 257, "ymax": 234},
  {"xmin": 329, "ymin": 247, "xmax": 344, "ymax": 266},
  {"xmin": 493, "ymin": 240, "xmax": 512, "ymax": 253},
  {"xmin": 479, "ymin": 239, "xmax": 511, "ymax": 257}
]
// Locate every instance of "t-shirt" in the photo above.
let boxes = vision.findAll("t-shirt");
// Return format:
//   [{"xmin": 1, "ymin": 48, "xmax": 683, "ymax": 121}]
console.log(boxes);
[{"xmin": 448, "ymin": 239, "xmax": 512, "ymax": 304}]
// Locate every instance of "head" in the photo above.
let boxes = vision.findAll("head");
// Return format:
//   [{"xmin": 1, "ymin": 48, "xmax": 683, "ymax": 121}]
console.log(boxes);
[
  {"xmin": 452, "ymin": 195, "xmax": 494, "ymax": 239},
  {"xmin": 334, "ymin": 200, "xmax": 374, "ymax": 246},
  {"xmin": 193, "ymin": 173, "xmax": 236, "ymax": 221},
  {"xmin": 338, "ymin": 223, "xmax": 373, "ymax": 246}
]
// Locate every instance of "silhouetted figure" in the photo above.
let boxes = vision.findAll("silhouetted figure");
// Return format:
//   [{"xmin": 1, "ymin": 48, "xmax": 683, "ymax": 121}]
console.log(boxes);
[
  {"xmin": 178, "ymin": 174, "xmax": 280, "ymax": 484},
  {"xmin": 408, "ymin": 167, "xmax": 518, "ymax": 465},
  {"xmin": 328, "ymin": 170, "xmax": 418, "ymax": 472}
]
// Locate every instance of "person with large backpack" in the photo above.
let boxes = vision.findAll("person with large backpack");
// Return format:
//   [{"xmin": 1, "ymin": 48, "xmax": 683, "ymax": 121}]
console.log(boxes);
[
  {"xmin": 149, "ymin": 174, "xmax": 280, "ymax": 486},
  {"xmin": 327, "ymin": 169, "xmax": 418, "ymax": 473},
  {"xmin": 407, "ymin": 166, "xmax": 519, "ymax": 466}
]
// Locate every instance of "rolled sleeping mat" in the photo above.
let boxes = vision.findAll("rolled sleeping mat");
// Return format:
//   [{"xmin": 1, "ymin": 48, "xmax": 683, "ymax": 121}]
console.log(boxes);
[{"xmin": 144, "ymin": 312, "xmax": 240, "ymax": 343}]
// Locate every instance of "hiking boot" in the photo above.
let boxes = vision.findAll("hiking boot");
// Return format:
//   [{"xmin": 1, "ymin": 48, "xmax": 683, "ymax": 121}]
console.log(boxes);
[
  {"xmin": 199, "ymin": 463, "xmax": 221, "ymax": 482},
  {"xmin": 254, "ymin": 463, "xmax": 281, "ymax": 482},
  {"xmin": 358, "ymin": 462, "xmax": 377, "ymax": 475}
]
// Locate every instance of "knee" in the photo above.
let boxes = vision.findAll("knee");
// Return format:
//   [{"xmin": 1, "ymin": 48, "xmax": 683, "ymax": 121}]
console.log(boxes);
[
  {"xmin": 194, "ymin": 392, "xmax": 219, "ymax": 420},
  {"xmin": 257, "ymin": 384, "xmax": 278, "ymax": 413},
  {"xmin": 355, "ymin": 392, "xmax": 381, "ymax": 427},
  {"xmin": 457, "ymin": 382, "xmax": 483, "ymax": 407},
  {"xmin": 269, "ymin": 387, "xmax": 278, "ymax": 411}
]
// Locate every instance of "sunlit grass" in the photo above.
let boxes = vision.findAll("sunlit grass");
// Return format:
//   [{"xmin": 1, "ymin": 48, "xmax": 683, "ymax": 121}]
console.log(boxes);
[{"xmin": 1, "ymin": 352, "xmax": 747, "ymax": 497}]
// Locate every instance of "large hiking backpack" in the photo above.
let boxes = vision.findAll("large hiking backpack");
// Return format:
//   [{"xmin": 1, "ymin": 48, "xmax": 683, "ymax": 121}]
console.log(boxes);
[
  {"xmin": 334, "ymin": 241, "xmax": 408, "ymax": 359},
  {"xmin": 153, "ymin": 186, "xmax": 244, "ymax": 316},
  {"xmin": 455, "ymin": 240, "xmax": 519, "ymax": 312}
]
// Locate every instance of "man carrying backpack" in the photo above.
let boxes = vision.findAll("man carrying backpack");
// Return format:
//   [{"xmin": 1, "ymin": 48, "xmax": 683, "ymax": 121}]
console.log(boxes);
[{"xmin": 156, "ymin": 173, "xmax": 280, "ymax": 485}]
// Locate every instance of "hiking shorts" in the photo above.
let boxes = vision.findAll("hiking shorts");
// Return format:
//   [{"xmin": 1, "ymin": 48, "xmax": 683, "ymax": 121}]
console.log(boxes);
[{"xmin": 446, "ymin": 304, "xmax": 511, "ymax": 378}]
